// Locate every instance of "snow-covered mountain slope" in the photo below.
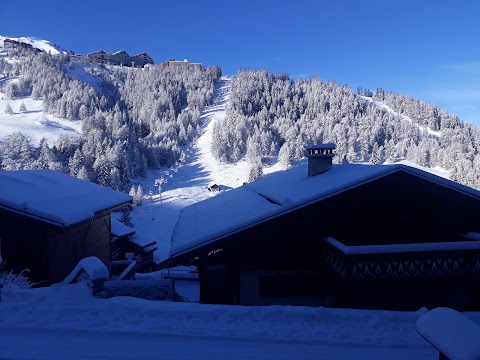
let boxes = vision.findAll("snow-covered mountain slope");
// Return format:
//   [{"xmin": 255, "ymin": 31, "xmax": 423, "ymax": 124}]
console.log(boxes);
[
  {"xmin": 0, "ymin": 35, "xmax": 66, "ymax": 55},
  {"xmin": 361, "ymin": 96, "xmax": 441, "ymax": 138},
  {"xmin": 63, "ymin": 62, "xmax": 105, "ymax": 94}
]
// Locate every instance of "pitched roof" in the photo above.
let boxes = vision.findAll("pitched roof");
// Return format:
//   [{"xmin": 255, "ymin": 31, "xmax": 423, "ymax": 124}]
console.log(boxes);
[
  {"xmin": 0, "ymin": 170, "xmax": 132, "ymax": 227},
  {"xmin": 170, "ymin": 163, "xmax": 480, "ymax": 258}
]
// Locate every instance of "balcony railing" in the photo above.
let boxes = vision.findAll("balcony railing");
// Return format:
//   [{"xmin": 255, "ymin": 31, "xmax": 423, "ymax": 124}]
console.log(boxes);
[{"xmin": 322, "ymin": 237, "xmax": 480, "ymax": 282}]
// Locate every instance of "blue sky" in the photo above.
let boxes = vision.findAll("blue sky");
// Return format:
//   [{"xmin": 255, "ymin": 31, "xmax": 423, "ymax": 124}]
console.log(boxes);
[{"xmin": 2, "ymin": 0, "xmax": 480, "ymax": 126}]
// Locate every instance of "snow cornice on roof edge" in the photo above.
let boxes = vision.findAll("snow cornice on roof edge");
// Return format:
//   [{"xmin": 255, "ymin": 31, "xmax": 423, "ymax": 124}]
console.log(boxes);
[{"xmin": 0, "ymin": 170, "xmax": 132, "ymax": 228}]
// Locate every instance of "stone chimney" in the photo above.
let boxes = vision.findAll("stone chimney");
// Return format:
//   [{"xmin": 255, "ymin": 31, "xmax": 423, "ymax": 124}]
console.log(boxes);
[{"xmin": 305, "ymin": 143, "xmax": 336, "ymax": 176}]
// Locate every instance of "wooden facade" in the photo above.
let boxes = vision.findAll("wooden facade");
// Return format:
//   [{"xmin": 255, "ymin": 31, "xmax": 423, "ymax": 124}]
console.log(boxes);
[
  {"xmin": 0, "ymin": 209, "xmax": 113, "ymax": 285},
  {"xmin": 0, "ymin": 170, "xmax": 132, "ymax": 286},
  {"xmin": 164, "ymin": 168, "xmax": 480, "ymax": 310}
]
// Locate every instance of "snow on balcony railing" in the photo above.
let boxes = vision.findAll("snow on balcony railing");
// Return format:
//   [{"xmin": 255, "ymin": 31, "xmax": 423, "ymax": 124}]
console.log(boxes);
[{"xmin": 325, "ymin": 236, "xmax": 480, "ymax": 255}]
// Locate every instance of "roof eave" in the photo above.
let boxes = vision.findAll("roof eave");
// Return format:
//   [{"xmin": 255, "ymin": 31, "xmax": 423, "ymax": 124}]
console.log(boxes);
[{"xmin": 0, "ymin": 199, "xmax": 132, "ymax": 230}]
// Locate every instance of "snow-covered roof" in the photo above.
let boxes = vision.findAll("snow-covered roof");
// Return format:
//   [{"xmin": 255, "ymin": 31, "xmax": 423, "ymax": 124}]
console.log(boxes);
[
  {"xmin": 112, "ymin": 50, "xmax": 129, "ymax": 56},
  {"xmin": 416, "ymin": 307, "xmax": 480, "ymax": 360},
  {"xmin": 306, "ymin": 143, "xmax": 336, "ymax": 150},
  {"xmin": 58, "ymin": 256, "xmax": 109, "ymax": 285},
  {"xmin": 0, "ymin": 170, "xmax": 132, "ymax": 227},
  {"xmin": 170, "ymin": 163, "xmax": 480, "ymax": 258},
  {"xmin": 111, "ymin": 219, "xmax": 135, "ymax": 238}
]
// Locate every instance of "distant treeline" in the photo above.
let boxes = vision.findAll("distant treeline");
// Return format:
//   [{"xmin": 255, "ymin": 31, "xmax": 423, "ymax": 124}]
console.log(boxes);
[{"xmin": 212, "ymin": 70, "xmax": 480, "ymax": 188}]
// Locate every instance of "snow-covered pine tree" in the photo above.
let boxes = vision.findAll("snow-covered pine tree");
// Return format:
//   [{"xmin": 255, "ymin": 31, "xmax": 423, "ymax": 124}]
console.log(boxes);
[
  {"xmin": 248, "ymin": 160, "xmax": 263, "ymax": 182},
  {"xmin": 370, "ymin": 142, "xmax": 381, "ymax": 165},
  {"xmin": 0, "ymin": 132, "xmax": 33, "ymax": 170},
  {"xmin": 129, "ymin": 185, "xmax": 137, "ymax": 199},
  {"xmin": 19, "ymin": 101, "xmax": 27, "ymax": 113},
  {"xmin": 33, "ymin": 138, "xmax": 59, "ymax": 170},
  {"xmin": 135, "ymin": 185, "xmax": 144, "ymax": 204},
  {"xmin": 5, "ymin": 103, "xmax": 13, "ymax": 115}
]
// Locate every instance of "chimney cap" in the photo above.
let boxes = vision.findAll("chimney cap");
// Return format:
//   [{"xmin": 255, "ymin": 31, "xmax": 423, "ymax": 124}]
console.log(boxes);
[
  {"xmin": 306, "ymin": 143, "xmax": 335, "ymax": 176},
  {"xmin": 306, "ymin": 143, "xmax": 336, "ymax": 151}
]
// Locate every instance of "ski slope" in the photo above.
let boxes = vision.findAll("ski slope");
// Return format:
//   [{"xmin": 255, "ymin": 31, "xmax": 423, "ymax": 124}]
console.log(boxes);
[
  {"xmin": 361, "ymin": 96, "xmax": 442, "ymax": 138},
  {"xmin": 127, "ymin": 77, "xmax": 284, "ymax": 262}
]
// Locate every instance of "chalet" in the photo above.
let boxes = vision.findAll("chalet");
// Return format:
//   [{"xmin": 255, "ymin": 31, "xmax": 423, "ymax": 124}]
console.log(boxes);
[
  {"xmin": 207, "ymin": 184, "xmax": 220, "ymax": 192},
  {"xmin": 0, "ymin": 170, "xmax": 132, "ymax": 285},
  {"xmin": 162, "ymin": 144, "xmax": 480, "ymax": 310}
]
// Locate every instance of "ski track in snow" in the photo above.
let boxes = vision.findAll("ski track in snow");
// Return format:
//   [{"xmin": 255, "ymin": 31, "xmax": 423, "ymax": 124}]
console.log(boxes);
[{"xmin": 361, "ymin": 96, "xmax": 441, "ymax": 138}]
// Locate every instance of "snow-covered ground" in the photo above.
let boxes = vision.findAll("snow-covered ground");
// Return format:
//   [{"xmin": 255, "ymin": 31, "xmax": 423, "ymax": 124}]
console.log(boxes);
[
  {"xmin": 0, "ymin": 282, "xmax": 440, "ymax": 359},
  {"xmin": 0, "ymin": 92, "xmax": 82, "ymax": 145}
]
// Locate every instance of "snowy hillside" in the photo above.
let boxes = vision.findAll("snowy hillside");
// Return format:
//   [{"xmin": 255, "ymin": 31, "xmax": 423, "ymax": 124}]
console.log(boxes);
[{"xmin": 0, "ymin": 38, "xmax": 82, "ymax": 144}]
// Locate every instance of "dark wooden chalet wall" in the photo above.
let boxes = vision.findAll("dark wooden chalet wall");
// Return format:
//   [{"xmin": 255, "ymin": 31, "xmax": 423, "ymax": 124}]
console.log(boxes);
[
  {"xmin": 0, "ymin": 208, "xmax": 49, "ymax": 282},
  {"xmin": 190, "ymin": 171, "xmax": 480, "ymax": 308},
  {"xmin": 0, "ymin": 209, "xmax": 112, "ymax": 284},
  {"xmin": 47, "ymin": 212, "xmax": 111, "ymax": 283}
]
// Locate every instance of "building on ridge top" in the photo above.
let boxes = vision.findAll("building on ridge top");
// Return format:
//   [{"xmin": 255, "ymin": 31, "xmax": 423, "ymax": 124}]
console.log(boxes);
[
  {"xmin": 160, "ymin": 58, "xmax": 204, "ymax": 71},
  {"xmin": 2, "ymin": 38, "xmax": 40, "ymax": 53},
  {"xmin": 87, "ymin": 49, "xmax": 154, "ymax": 68}
]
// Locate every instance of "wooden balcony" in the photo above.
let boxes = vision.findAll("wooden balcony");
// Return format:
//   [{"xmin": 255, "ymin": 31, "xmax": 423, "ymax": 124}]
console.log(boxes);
[{"xmin": 322, "ymin": 236, "xmax": 480, "ymax": 282}]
